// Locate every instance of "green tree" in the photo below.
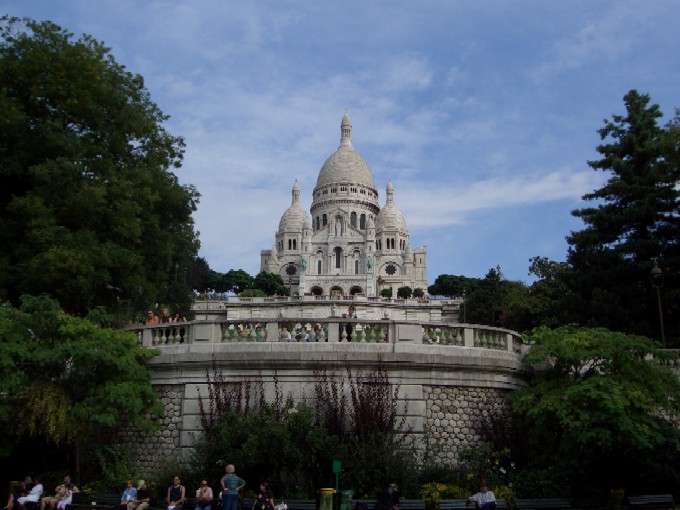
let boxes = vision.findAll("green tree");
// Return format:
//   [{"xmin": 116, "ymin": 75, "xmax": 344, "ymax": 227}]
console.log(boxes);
[
  {"xmin": 252, "ymin": 271, "xmax": 288, "ymax": 296},
  {"xmin": 0, "ymin": 294, "xmax": 161, "ymax": 474},
  {"xmin": 0, "ymin": 17, "xmax": 199, "ymax": 318},
  {"xmin": 565, "ymin": 90, "xmax": 680, "ymax": 341},
  {"xmin": 397, "ymin": 286, "xmax": 412, "ymax": 299},
  {"xmin": 428, "ymin": 274, "xmax": 479, "ymax": 297},
  {"xmin": 511, "ymin": 325, "xmax": 680, "ymax": 493},
  {"xmin": 413, "ymin": 287, "xmax": 425, "ymax": 298},
  {"xmin": 223, "ymin": 269, "xmax": 254, "ymax": 294}
]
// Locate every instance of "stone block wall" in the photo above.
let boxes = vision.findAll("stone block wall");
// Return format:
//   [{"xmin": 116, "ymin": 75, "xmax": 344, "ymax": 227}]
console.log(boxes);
[
  {"xmin": 424, "ymin": 385, "xmax": 509, "ymax": 463},
  {"xmin": 116, "ymin": 384, "xmax": 186, "ymax": 475}
]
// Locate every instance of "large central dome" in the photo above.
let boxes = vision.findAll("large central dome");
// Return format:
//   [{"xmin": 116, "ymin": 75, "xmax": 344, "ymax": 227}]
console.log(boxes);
[{"xmin": 315, "ymin": 113, "xmax": 376, "ymax": 189}]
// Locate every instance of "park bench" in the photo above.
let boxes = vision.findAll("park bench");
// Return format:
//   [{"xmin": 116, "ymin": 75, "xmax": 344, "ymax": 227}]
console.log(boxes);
[
  {"xmin": 396, "ymin": 500, "xmax": 426, "ymax": 510},
  {"xmin": 626, "ymin": 495, "xmax": 675, "ymax": 510},
  {"xmin": 68, "ymin": 492, "xmax": 119, "ymax": 509},
  {"xmin": 515, "ymin": 499, "xmax": 571, "ymax": 510},
  {"xmin": 277, "ymin": 500, "xmax": 317, "ymax": 510},
  {"xmin": 439, "ymin": 499, "xmax": 507, "ymax": 510}
]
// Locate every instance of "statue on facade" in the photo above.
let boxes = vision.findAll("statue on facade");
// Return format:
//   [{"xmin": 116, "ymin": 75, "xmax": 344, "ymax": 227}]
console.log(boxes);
[
  {"xmin": 300, "ymin": 256, "xmax": 307, "ymax": 273},
  {"xmin": 367, "ymin": 256, "xmax": 373, "ymax": 271}
]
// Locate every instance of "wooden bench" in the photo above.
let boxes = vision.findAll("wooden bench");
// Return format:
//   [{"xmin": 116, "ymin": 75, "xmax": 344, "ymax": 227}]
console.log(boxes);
[
  {"xmin": 515, "ymin": 500, "xmax": 571, "ymax": 510},
  {"xmin": 626, "ymin": 495, "xmax": 675, "ymax": 510},
  {"xmin": 440, "ymin": 499, "xmax": 507, "ymax": 510},
  {"xmin": 277, "ymin": 500, "xmax": 317, "ymax": 510},
  {"xmin": 396, "ymin": 500, "xmax": 426, "ymax": 510}
]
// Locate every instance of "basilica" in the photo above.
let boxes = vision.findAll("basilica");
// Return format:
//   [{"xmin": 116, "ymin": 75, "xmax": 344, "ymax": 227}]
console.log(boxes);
[{"xmin": 260, "ymin": 113, "xmax": 427, "ymax": 297}]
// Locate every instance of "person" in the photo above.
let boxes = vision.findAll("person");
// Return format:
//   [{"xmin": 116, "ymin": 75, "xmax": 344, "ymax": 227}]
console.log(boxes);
[
  {"xmin": 220, "ymin": 464, "xmax": 245, "ymax": 510},
  {"xmin": 160, "ymin": 308, "xmax": 172, "ymax": 323},
  {"xmin": 118, "ymin": 480, "xmax": 137, "ymax": 510},
  {"xmin": 195, "ymin": 480, "xmax": 213, "ymax": 510},
  {"xmin": 55, "ymin": 479, "xmax": 79, "ymax": 510},
  {"xmin": 252, "ymin": 483, "xmax": 274, "ymax": 510},
  {"xmin": 145, "ymin": 310, "xmax": 159, "ymax": 325},
  {"xmin": 467, "ymin": 481, "xmax": 496, "ymax": 510},
  {"xmin": 4, "ymin": 476, "xmax": 33, "ymax": 510},
  {"xmin": 343, "ymin": 305, "xmax": 357, "ymax": 340},
  {"xmin": 41, "ymin": 476, "xmax": 77, "ymax": 510},
  {"xmin": 375, "ymin": 483, "xmax": 398, "ymax": 510},
  {"xmin": 167, "ymin": 476, "xmax": 186, "ymax": 510},
  {"xmin": 17, "ymin": 476, "xmax": 43, "ymax": 508},
  {"xmin": 128, "ymin": 481, "xmax": 150, "ymax": 510}
]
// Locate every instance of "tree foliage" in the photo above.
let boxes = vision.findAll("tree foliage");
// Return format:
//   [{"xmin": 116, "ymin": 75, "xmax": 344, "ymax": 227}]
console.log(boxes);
[
  {"xmin": 428, "ymin": 274, "xmax": 478, "ymax": 297},
  {"xmin": 562, "ymin": 90, "xmax": 680, "ymax": 341},
  {"xmin": 0, "ymin": 17, "xmax": 199, "ymax": 318},
  {"xmin": 511, "ymin": 325, "xmax": 680, "ymax": 491},
  {"xmin": 0, "ymin": 295, "xmax": 162, "ymax": 451},
  {"xmin": 252, "ymin": 271, "xmax": 288, "ymax": 296}
]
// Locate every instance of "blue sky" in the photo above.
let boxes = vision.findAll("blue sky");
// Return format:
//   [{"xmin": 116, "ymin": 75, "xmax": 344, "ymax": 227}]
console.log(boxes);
[{"xmin": 4, "ymin": 1, "xmax": 680, "ymax": 285}]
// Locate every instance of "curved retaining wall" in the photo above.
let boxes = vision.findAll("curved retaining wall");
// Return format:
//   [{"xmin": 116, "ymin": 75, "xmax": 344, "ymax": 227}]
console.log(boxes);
[{"xmin": 118, "ymin": 314, "xmax": 530, "ymax": 475}]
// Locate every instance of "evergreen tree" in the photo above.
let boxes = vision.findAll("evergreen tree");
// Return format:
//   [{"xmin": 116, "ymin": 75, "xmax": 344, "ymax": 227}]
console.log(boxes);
[{"xmin": 565, "ymin": 90, "xmax": 680, "ymax": 341}]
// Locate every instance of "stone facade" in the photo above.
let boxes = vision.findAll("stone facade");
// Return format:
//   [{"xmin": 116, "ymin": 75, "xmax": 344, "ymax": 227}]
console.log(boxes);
[
  {"xmin": 424, "ymin": 386, "xmax": 509, "ymax": 463},
  {"xmin": 116, "ymin": 384, "xmax": 186, "ymax": 475}
]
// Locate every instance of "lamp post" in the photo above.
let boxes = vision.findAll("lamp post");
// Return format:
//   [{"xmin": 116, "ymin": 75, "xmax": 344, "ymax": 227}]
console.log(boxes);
[
  {"xmin": 377, "ymin": 276, "xmax": 384, "ymax": 296},
  {"xmin": 462, "ymin": 289, "xmax": 467, "ymax": 323},
  {"xmin": 650, "ymin": 261, "xmax": 666, "ymax": 347}
]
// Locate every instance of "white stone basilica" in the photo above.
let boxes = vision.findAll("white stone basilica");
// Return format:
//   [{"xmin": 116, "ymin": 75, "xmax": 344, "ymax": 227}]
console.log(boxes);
[{"xmin": 260, "ymin": 113, "xmax": 427, "ymax": 297}]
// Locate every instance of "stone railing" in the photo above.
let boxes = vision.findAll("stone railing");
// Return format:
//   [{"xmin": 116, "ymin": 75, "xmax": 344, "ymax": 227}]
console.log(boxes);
[{"xmin": 123, "ymin": 319, "xmax": 523, "ymax": 353}]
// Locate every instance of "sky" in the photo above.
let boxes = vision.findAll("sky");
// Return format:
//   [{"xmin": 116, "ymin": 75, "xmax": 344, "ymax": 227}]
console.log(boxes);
[{"xmin": 4, "ymin": 1, "xmax": 680, "ymax": 285}]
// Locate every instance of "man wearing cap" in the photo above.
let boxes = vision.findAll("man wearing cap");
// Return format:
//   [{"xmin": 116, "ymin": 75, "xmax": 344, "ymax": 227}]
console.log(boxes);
[
  {"xmin": 375, "ymin": 483, "xmax": 398, "ymax": 510},
  {"xmin": 468, "ymin": 481, "xmax": 496, "ymax": 510}
]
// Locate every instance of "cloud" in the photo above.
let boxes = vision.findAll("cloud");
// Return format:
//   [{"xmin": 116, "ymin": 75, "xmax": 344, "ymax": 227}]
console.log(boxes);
[{"xmin": 395, "ymin": 167, "xmax": 605, "ymax": 228}]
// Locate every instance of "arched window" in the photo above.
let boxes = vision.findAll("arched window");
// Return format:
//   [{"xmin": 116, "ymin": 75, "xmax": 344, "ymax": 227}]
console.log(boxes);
[
  {"xmin": 360, "ymin": 214, "xmax": 366, "ymax": 229},
  {"xmin": 317, "ymin": 260, "xmax": 322, "ymax": 275},
  {"xmin": 323, "ymin": 214, "xmax": 327, "ymax": 226},
  {"xmin": 293, "ymin": 239, "xmax": 297, "ymax": 250},
  {"xmin": 288, "ymin": 239, "xmax": 292, "ymax": 250},
  {"xmin": 316, "ymin": 217, "xmax": 320, "ymax": 230},
  {"xmin": 334, "ymin": 247, "xmax": 342, "ymax": 269},
  {"xmin": 355, "ymin": 259, "xmax": 359, "ymax": 274},
  {"xmin": 350, "ymin": 212, "xmax": 357, "ymax": 227}
]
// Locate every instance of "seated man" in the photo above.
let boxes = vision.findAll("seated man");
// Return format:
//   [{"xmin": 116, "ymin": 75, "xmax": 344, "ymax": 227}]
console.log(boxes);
[
  {"xmin": 128, "ymin": 481, "xmax": 150, "ymax": 510},
  {"xmin": 375, "ymin": 483, "xmax": 398, "ymax": 510},
  {"xmin": 195, "ymin": 481, "xmax": 213, "ymax": 510},
  {"xmin": 41, "ymin": 476, "xmax": 77, "ymax": 510},
  {"xmin": 17, "ymin": 477, "xmax": 43, "ymax": 509},
  {"xmin": 468, "ymin": 481, "xmax": 496, "ymax": 510}
]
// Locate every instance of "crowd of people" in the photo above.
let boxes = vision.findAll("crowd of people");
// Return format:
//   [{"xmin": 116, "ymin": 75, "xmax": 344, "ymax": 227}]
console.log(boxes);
[{"xmin": 5, "ymin": 470, "xmax": 492, "ymax": 510}]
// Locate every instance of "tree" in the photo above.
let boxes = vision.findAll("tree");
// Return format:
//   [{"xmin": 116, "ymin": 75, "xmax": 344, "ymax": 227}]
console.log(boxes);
[
  {"xmin": 0, "ymin": 294, "xmax": 162, "ymax": 474},
  {"xmin": 397, "ymin": 286, "xmax": 412, "ymax": 299},
  {"xmin": 428, "ymin": 274, "xmax": 479, "ymax": 297},
  {"xmin": 511, "ymin": 325, "xmax": 680, "ymax": 493},
  {"xmin": 413, "ymin": 287, "xmax": 425, "ymax": 298},
  {"xmin": 0, "ymin": 17, "xmax": 199, "ymax": 318},
  {"xmin": 251, "ymin": 271, "xmax": 287, "ymax": 296},
  {"xmin": 223, "ymin": 269, "xmax": 254, "ymax": 294},
  {"xmin": 565, "ymin": 90, "xmax": 680, "ymax": 341}
]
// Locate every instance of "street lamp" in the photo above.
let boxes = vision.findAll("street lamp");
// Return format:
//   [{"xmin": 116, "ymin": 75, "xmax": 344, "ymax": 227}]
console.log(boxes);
[
  {"xmin": 650, "ymin": 261, "xmax": 666, "ymax": 347},
  {"xmin": 377, "ymin": 276, "xmax": 384, "ymax": 296}
]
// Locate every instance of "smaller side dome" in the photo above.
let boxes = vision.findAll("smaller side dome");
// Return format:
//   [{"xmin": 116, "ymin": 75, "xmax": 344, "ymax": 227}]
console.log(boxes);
[
  {"xmin": 376, "ymin": 180, "xmax": 408, "ymax": 234},
  {"xmin": 278, "ymin": 180, "xmax": 310, "ymax": 232}
]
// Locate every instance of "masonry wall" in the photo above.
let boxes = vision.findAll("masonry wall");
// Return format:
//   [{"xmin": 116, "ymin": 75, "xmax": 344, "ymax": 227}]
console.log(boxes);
[{"xmin": 115, "ymin": 342, "xmax": 526, "ymax": 476}]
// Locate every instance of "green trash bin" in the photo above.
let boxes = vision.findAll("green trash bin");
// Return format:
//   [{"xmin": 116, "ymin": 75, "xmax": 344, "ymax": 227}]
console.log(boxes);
[
  {"xmin": 338, "ymin": 490, "xmax": 354, "ymax": 510},
  {"xmin": 320, "ymin": 488, "xmax": 336, "ymax": 510}
]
